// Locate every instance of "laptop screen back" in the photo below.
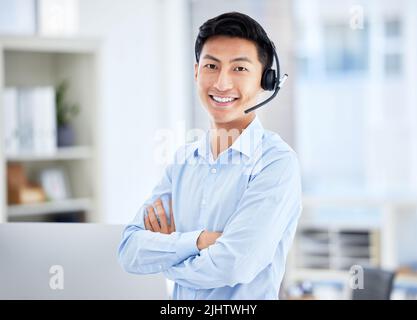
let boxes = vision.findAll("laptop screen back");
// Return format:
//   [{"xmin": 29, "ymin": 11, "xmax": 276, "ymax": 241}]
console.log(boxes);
[{"xmin": 0, "ymin": 223, "xmax": 168, "ymax": 300}]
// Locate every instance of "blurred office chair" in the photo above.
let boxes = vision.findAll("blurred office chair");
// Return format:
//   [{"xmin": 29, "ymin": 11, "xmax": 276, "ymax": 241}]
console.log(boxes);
[{"xmin": 351, "ymin": 267, "xmax": 396, "ymax": 300}]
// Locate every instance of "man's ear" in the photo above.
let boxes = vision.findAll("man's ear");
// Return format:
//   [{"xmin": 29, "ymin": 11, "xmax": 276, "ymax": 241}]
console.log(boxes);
[{"xmin": 194, "ymin": 63, "xmax": 198, "ymax": 81}]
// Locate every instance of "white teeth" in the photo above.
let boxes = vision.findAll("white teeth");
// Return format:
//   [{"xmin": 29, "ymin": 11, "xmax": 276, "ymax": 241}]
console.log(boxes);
[{"xmin": 212, "ymin": 96, "xmax": 236, "ymax": 103}]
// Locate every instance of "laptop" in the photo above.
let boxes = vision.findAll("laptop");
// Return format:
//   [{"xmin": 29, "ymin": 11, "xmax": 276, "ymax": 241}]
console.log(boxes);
[{"xmin": 0, "ymin": 223, "xmax": 169, "ymax": 300}]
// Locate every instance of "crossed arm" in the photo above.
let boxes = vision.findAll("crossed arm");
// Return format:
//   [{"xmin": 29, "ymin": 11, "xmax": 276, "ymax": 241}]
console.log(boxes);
[
  {"xmin": 118, "ymin": 153, "xmax": 302, "ymax": 289},
  {"xmin": 144, "ymin": 198, "xmax": 222, "ymax": 250},
  {"xmin": 117, "ymin": 159, "xmax": 224, "ymax": 275}
]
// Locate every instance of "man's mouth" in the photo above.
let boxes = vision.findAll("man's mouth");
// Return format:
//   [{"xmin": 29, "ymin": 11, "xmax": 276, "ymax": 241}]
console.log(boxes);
[{"xmin": 209, "ymin": 95, "xmax": 239, "ymax": 107}]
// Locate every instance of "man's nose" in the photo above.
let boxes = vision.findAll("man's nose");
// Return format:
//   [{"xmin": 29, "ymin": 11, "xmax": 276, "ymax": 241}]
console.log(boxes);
[{"xmin": 213, "ymin": 69, "xmax": 233, "ymax": 91}]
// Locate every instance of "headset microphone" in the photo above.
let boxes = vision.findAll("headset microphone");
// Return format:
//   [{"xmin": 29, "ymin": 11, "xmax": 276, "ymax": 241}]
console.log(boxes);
[{"xmin": 244, "ymin": 41, "xmax": 288, "ymax": 114}]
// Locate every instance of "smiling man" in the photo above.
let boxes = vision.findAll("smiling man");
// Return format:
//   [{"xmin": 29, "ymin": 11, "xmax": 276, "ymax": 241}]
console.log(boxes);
[{"xmin": 118, "ymin": 12, "xmax": 302, "ymax": 300}]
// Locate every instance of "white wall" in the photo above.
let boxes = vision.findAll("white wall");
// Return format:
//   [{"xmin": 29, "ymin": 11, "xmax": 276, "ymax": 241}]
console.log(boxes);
[
  {"xmin": 295, "ymin": 0, "xmax": 417, "ymax": 195},
  {"xmin": 78, "ymin": 0, "xmax": 190, "ymax": 223},
  {"xmin": 258, "ymin": 0, "xmax": 295, "ymax": 147}
]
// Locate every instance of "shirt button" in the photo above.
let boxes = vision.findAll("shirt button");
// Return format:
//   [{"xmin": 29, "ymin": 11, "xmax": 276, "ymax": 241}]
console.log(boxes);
[{"xmin": 211, "ymin": 168, "xmax": 217, "ymax": 174}]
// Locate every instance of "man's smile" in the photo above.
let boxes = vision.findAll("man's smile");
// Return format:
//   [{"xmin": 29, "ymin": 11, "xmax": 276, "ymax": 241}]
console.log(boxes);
[{"xmin": 209, "ymin": 95, "xmax": 239, "ymax": 108}]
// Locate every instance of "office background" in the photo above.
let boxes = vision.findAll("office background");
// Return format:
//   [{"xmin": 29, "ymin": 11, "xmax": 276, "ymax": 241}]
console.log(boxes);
[{"xmin": 1, "ymin": 0, "xmax": 416, "ymax": 299}]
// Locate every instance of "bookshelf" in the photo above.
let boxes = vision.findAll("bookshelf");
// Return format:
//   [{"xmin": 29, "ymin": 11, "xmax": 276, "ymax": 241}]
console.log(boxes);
[
  {"xmin": 6, "ymin": 145, "xmax": 93, "ymax": 162},
  {"xmin": 8, "ymin": 198, "xmax": 92, "ymax": 218},
  {"xmin": 293, "ymin": 226, "xmax": 380, "ymax": 270},
  {"xmin": 0, "ymin": 36, "xmax": 102, "ymax": 223},
  {"xmin": 285, "ymin": 195, "xmax": 417, "ymax": 299}
]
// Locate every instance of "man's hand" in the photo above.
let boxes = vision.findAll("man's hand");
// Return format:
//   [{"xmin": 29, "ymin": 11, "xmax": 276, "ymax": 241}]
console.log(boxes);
[
  {"xmin": 144, "ymin": 199, "xmax": 176, "ymax": 234},
  {"xmin": 144, "ymin": 198, "xmax": 222, "ymax": 249},
  {"xmin": 197, "ymin": 231, "xmax": 222, "ymax": 250}
]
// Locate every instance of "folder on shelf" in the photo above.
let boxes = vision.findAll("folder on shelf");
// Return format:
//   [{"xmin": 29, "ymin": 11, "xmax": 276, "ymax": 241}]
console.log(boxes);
[{"xmin": 4, "ymin": 86, "xmax": 57, "ymax": 156}]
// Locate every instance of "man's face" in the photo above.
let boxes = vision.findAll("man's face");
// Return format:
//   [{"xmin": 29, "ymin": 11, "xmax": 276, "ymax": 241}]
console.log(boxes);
[{"xmin": 195, "ymin": 36, "xmax": 264, "ymax": 126}]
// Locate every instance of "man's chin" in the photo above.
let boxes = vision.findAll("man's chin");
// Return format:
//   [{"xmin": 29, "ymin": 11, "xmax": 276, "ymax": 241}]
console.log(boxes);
[
  {"xmin": 209, "ymin": 111, "xmax": 237, "ymax": 123},
  {"xmin": 209, "ymin": 111, "xmax": 252, "ymax": 126},
  {"xmin": 204, "ymin": 102, "xmax": 252, "ymax": 125}
]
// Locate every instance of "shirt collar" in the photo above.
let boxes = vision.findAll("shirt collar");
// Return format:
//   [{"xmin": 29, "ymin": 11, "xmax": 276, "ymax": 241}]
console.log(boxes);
[
  {"xmin": 193, "ymin": 116, "xmax": 264, "ymax": 159},
  {"xmin": 194, "ymin": 132, "xmax": 210, "ymax": 159},
  {"xmin": 230, "ymin": 116, "xmax": 264, "ymax": 158}
]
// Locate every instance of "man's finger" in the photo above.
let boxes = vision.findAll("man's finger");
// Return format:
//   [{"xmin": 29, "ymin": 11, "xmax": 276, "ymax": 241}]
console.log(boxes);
[
  {"xmin": 144, "ymin": 212, "xmax": 153, "ymax": 231},
  {"xmin": 147, "ymin": 206, "xmax": 160, "ymax": 232},
  {"xmin": 154, "ymin": 199, "xmax": 168, "ymax": 234},
  {"xmin": 169, "ymin": 199, "xmax": 176, "ymax": 233}
]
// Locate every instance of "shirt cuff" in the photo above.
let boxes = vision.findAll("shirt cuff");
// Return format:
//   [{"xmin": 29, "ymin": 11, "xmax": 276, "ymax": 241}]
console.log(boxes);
[{"xmin": 176, "ymin": 229, "xmax": 204, "ymax": 261}]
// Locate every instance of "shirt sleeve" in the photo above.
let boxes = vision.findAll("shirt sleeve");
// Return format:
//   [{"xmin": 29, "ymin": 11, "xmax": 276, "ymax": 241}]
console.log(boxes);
[
  {"xmin": 118, "ymin": 159, "xmax": 204, "ymax": 275},
  {"xmin": 163, "ymin": 152, "xmax": 302, "ymax": 289}
]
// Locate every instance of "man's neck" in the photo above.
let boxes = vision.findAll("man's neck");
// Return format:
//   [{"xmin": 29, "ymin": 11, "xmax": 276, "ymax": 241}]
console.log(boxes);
[{"xmin": 210, "ymin": 114, "xmax": 256, "ymax": 160}]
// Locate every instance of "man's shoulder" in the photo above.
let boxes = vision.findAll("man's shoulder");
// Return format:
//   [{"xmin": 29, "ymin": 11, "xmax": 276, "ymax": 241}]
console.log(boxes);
[
  {"xmin": 244, "ymin": 129, "xmax": 300, "ymax": 178},
  {"xmin": 261, "ymin": 129, "xmax": 298, "ymax": 162}
]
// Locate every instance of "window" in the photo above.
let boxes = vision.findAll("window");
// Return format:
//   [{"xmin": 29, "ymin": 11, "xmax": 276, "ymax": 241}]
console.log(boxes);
[
  {"xmin": 385, "ymin": 18, "xmax": 402, "ymax": 38},
  {"xmin": 384, "ymin": 53, "xmax": 402, "ymax": 75},
  {"xmin": 384, "ymin": 17, "xmax": 402, "ymax": 76},
  {"xmin": 324, "ymin": 23, "xmax": 369, "ymax": 74}
]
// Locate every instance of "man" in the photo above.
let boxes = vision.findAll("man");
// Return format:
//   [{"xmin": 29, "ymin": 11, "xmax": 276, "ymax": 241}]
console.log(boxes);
[{"xmin": 118, "ymin": 12, "xmax": 302, "ymax": 300}]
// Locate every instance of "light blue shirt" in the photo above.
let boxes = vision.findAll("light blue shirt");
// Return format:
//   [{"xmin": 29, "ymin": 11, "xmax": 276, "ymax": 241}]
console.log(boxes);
[{"xmin": 118, "ymin": 116, "xmax": 302, "ymax": 299}]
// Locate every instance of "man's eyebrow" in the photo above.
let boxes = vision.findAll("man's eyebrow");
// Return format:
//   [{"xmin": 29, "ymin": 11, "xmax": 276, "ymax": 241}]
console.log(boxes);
[
  {"xmin": 202, "ymin": 54, "xmax": 253, "ymax": 64},
  {"xmin": 230, "ymin": 57, "xmax": 253, "ymax": 64},
  {"xmin": 202, "ymin": 54, "xmax": 221, "ymax": 62}
]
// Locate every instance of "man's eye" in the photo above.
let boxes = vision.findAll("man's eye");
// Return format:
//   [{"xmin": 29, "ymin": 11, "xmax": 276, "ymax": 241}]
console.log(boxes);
[
  {"xmin": 204, "ymin": 64, "xmax": 217, "ymax": 70},
  {"xmin": 234, "ymin": 66, "xmax": 248, "ymax": 72}
]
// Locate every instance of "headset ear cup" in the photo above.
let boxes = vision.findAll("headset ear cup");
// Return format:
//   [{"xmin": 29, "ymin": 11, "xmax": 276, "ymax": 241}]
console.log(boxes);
[{"xmin": 261, "ymin": 69, "xmax": 276, "ymax": 91}]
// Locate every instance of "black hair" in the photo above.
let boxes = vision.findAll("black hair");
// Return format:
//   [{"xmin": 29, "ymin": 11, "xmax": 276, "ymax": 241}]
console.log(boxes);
[{"xmin": 195, "ymin": 12, "xmax": 274, "ymax": 72}]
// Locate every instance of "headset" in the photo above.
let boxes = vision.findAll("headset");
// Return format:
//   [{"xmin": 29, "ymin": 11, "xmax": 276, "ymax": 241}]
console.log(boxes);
[{"xmin": 244, "ymin": 41, "xmax": 288, "ymax": 114}]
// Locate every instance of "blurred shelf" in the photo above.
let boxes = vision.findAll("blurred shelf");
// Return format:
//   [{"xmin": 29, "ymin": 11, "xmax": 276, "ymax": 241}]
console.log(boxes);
[
  {"xmin": 289, "ymin": 268, "xmax": 350, "ymax": 283},
  {"xmin": 303, "ymin": 195, "xmax": 417, "ymax": 208},
  {"xmin": 290, "ymin": 268, "xmax": 417, "ymax": 289},
  {"xmin": 6, "ymin": 146, "xmax": 93, "ymax": 162},
  {"xmin": 7, "ymin": 198, "xmax": 93, "ymax": 217},
  {"xmin": 0, "ymin": 36, "xmax": 100, "ymax": 53},
  {"xmin": 0, "ymin": 36, "xmax": 101, "ymax": 223}
]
